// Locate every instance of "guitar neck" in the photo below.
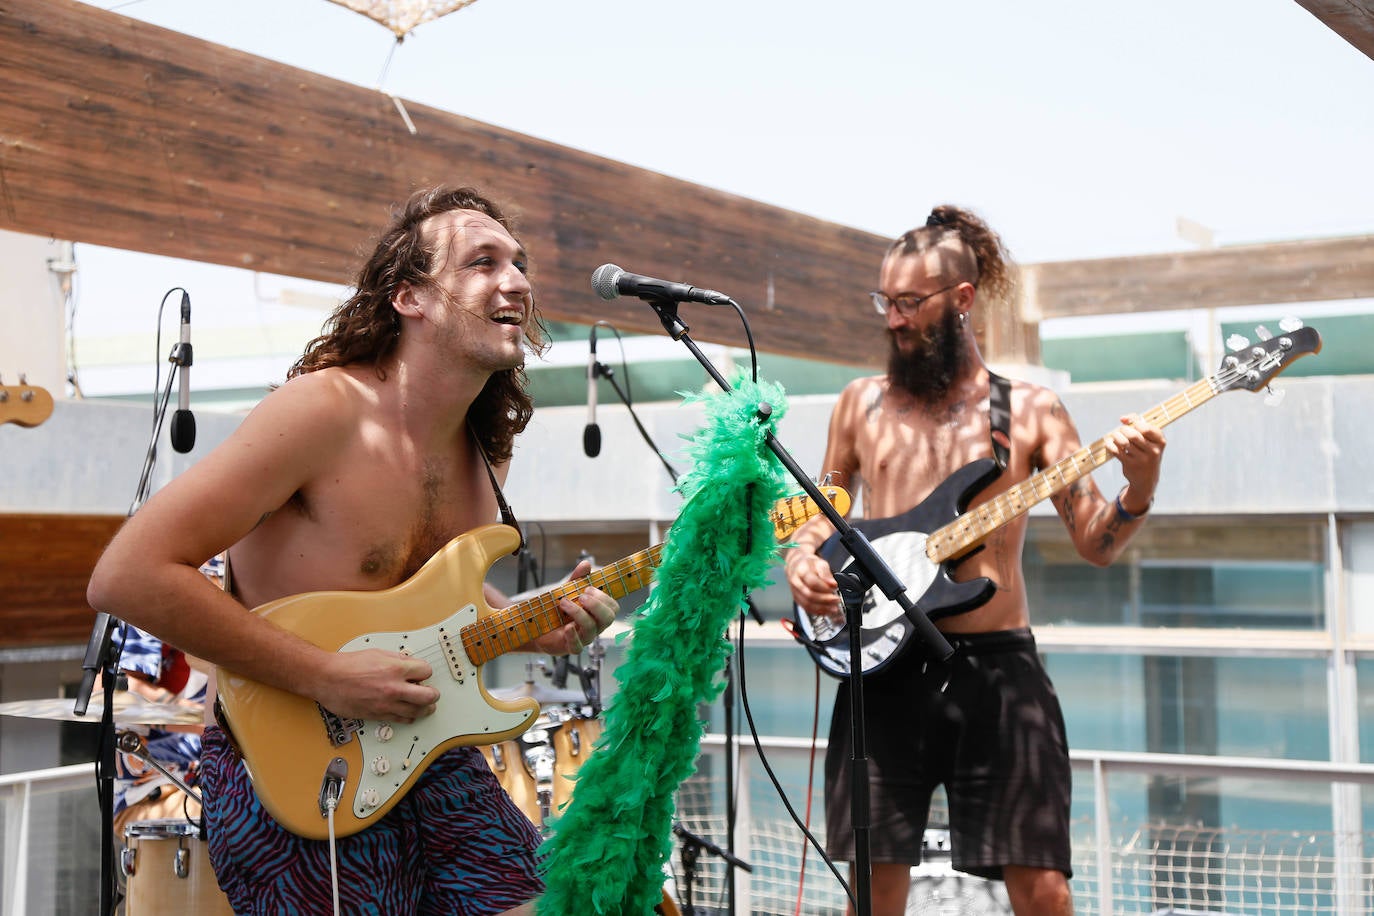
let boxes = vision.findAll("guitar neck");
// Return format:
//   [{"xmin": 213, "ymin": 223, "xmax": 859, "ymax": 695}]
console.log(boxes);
[
  {"xmin": 925, "ymin": 375, "xmax": 1221, "ymax": 563},
  {"xmin": 461, "ymin": 545, "xmax": 663, "ymax": 665}
]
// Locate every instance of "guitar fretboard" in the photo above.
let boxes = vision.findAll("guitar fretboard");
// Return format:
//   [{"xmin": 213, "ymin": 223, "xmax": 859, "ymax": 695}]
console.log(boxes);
[
  {"xmin": 460, "ymin": 546, "xmax": 663, "ymax": 665},
  {"xmin": 924, "ymin": 375, "xmax": 1221, "ymax": 564}
]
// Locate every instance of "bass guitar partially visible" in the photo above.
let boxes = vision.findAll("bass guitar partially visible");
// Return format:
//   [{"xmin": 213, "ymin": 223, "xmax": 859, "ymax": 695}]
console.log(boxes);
[
  {"xmin": 217, "ymin": 487, "xmax": 848, "ymax": 839},
  {"xmin": 0, "ymin": 377, "xmax": 53, "ymax": 428},
  {"xmin": 792, "ymin": 323, "xmax": 1322, "ymax": 678}
]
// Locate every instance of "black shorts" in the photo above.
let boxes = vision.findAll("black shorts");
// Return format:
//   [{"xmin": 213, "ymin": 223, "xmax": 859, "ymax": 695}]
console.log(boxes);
[{"xmin": 824, "ymin": 628, "xmax": 1072, "ymax": 880}]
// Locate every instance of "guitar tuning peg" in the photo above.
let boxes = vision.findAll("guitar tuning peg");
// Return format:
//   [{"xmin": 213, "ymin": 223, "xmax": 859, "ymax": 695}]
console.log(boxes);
[
  {"xmin": 1278, "ymin": 317, "xmax": 1304, "ymax": 332},
  {"xmin": 1264, "ymin": 385, "xmax": 1286, "ymax": 408},
  {"xmin": 1226, "ymin": 334, "xmax": 1250, "ymax": 352},
  {"xmin": 1253, "ymin": 325, "xmax": 1272, "ymax": 342}
]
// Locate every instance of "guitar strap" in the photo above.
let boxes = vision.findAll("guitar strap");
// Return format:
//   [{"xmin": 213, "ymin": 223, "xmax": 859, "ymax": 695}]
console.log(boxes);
[
  {"xmin": 988, "ymin": 371, "xmax": 1012, "ymax": 470},
  {"xmin": 469, "ymin": 423, "xmax": 526, "ymax": 554}
]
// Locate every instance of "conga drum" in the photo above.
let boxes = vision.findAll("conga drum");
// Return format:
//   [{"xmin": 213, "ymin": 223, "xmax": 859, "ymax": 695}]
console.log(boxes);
[
  {"xmin": 120, "ymin": 818, "xmax": 233, "ymax": 915},
  {"xmin": 550, "ymin": 713, "xmax": 604, "ymax": 813}
]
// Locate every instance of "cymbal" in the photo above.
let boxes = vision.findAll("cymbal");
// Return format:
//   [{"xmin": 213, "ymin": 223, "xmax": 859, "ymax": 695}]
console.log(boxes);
[
  {"xmin": 489, "ymin": 681, "xmax": 588, "ymax": 707},
  {"xmin": 0, "ymin": 692, "xmax": 203, "ymax": 726}
]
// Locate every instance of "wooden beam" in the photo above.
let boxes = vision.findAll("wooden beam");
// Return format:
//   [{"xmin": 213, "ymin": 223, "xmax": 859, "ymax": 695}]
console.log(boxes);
[
  {"xmin": 1293, "ymin": 0, "xmax": 1374, "ymax": 61},
  {"xmin": 0, "ymin": 0, "xmax": 898, "ymax": 366},
  {"xmin": 0, "ymin": 513, "xmax": 123, "ymax": 647},
  {"xmin": 3, "ymin": 0, "xmax": 1363, "ymax": 369},
  {"xmin": 1023, "ymin": 234, "xmax": 1374, "ymax": 321}
]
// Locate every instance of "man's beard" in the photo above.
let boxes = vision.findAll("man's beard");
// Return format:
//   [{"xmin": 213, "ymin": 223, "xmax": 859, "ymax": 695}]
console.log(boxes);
[{"xmin": 886, "ymin": 307, "xmax": 967, "ymax": 405}]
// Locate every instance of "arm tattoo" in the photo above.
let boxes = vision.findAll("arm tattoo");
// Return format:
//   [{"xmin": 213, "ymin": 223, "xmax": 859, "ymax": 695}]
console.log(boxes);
[{"xmin": 1095, "ymin": 501, "xmax": 1127, "ymax": 555}]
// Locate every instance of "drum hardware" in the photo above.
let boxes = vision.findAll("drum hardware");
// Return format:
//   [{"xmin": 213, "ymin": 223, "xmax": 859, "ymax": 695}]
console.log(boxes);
[
  {"xmin": 921, "ymin": 826, "xmax": 952, "ymax": 859},
  {"xmin": 116, "ymin": 730, "xmax": 206, "ymax": 808},
  {"xmin": 519, "ymin": 738, "xmax": 554, "ymax": 825}
]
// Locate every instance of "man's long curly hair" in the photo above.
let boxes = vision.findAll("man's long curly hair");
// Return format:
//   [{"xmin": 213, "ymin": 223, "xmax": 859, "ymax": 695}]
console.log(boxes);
[{"xmin": 289, "ymin": 186, "xmax": 547, "ymax": 463}]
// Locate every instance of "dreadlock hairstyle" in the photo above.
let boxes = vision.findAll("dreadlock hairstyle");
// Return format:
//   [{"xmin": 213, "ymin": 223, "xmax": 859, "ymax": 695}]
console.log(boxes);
[
  {"xmin": 888, "ymin": 204, "xmax": 1018, "ymax": 310},
  {"xmin": 289, "ymin": 186, "xmax": 547, "ymax": 463}
]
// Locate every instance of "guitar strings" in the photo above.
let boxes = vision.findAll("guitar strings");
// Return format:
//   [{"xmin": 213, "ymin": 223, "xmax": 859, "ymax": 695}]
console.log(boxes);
[
  {"xmin": 924, "ymin": 367, "xmax": 1250, "ymax": 561},
  {"xmin": 461, "ymin": 550, "xmax": 662, "ymax": 665}
]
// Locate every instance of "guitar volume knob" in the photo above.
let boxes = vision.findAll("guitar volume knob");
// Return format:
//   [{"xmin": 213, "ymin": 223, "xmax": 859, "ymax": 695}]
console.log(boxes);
[
  {"xmin": 375, "ymin": 724, "xmax": 394, "ymax": 742},
  {"xmin": 371, "ymin": 756, "xmax": 392, "ymax": 776}
]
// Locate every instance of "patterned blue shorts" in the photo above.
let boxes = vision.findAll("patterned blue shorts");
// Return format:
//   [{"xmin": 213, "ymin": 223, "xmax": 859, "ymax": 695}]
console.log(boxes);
[{"xmin": 201, "ymin": 726, "xmax": 544, "ymax": 915}]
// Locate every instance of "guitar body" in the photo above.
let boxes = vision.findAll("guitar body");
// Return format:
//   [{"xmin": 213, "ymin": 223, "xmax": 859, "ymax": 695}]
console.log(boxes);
[
  {"xmin": 216, "ymin": 523, "xmax": 542, "ymax": 840},
  {"xmin": 793, "ymin": 458, "xmax": 1003, "ymax": 678}
]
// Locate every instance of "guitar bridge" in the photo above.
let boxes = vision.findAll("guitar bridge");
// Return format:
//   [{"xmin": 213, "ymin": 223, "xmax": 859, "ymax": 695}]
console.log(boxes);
[{"xmin": 317, "ymin": 703, "xmax": 363, "ymax": 748}]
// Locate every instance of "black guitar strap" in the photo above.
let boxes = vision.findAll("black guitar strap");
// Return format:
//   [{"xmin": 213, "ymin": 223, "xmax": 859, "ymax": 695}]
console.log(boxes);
[
  {"xmin": 470, "ymin": 423, "xmax": 526, "ymax": 554},
  {"xmin": 988, "ymin": 371, "xmax": 1012, "ymax": 470}
]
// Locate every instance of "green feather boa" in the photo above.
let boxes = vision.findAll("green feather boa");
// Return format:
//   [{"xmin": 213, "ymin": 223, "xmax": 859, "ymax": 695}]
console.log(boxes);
[{"xmin": 536, "ymin": 375, "xmax": 789, "ymax": 916}]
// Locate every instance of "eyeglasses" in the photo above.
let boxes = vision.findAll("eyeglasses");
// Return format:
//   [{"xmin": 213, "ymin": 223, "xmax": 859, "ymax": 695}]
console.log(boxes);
[{"xmin": 869, "ymin": 283, "xmax": 962, "ymax": 317}]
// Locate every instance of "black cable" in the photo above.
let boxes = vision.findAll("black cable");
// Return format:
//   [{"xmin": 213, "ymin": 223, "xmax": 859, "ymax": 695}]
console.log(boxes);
[{"xmin": 733, "ymin": 613, "xmax": 856, "ymax": 910}]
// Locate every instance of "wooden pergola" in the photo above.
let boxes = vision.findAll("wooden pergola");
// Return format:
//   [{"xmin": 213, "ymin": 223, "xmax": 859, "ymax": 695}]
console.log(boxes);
[{"xmin": 0, "ymin": 0, "xmax": 1371, "ymax": 648}]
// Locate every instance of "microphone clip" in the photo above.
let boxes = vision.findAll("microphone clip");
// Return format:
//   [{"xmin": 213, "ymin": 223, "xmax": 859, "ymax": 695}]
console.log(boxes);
[{"xmin": 169, "ymin": 340, "xmax": 193, "ymax": 369}]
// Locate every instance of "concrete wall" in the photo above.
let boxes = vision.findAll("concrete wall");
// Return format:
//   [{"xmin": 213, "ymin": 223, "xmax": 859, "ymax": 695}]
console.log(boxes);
[{"xmin": 3, "ymin": 373, "xmax": 1366, "ymax": 521}]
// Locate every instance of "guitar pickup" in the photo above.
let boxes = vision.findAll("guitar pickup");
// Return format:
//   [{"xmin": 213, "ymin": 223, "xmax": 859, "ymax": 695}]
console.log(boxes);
[{"xmin": 438, "ymin": 625, "xmax": 475, "ymax": 684}]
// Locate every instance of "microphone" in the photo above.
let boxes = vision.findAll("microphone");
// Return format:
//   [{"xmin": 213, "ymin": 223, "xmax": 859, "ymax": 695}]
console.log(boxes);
[
  {"xmin": 591, "ymin": 263, "xmax": 733, "ymax": 305},
  {"xmin": 170, "ymin": 291, "xmax": 195, "ymax": 453},
  {"xmin": 583, "ymin": 325, "xmax": 601, "ymax": 458}
]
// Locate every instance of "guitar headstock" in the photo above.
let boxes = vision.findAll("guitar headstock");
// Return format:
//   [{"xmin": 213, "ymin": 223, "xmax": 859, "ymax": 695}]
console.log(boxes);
[
  {"xmin": 1215, "ymin": 321, "xmax": 1321, "ymax": 395},
  {"xmin": 770, "ymin": 485, "xmax": 852, "ymax": 541},
  {"xmin": 0, "ymin": 378, "xmax": 54, "ymax": 428}
]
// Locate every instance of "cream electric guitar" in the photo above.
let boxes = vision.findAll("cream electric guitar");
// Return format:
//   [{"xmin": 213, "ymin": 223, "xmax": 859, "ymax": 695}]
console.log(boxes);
[
  {"xmin": 792, "ymin": 323, "xmax": 1322, "ymax": 678},
  {"xmin": 0, "ymin": 378, "xmax": 54, "ymax": 427},
  {"xmin": 216, "ymin": 487, "xmax": 848, "ymax": 840}
]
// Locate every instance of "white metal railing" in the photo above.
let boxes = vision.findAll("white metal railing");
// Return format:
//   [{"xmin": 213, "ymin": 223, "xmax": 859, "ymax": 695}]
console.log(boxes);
[
  {"xmin": 5, "ymin": 746, "xmax": 1374, "ymax": 915},
  {"xmin": 0, "ymin": 763, "xmax": 95, "ymax": 916},
  {"xmin": 691, "ymin": 736, "xmax": 1374, "ymax": 916}
]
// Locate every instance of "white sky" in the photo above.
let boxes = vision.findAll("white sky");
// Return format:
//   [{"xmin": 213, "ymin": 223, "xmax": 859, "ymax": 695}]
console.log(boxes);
[{"xmin": 64, "ymin": 0, "xmax": 1374, "ymax": 367}]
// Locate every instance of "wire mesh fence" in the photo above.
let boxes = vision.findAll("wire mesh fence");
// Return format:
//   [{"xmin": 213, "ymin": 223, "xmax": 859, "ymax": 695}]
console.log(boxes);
[{"xmin": 670, "ymin": 775, "xmax": 1374, "ymax": 916}]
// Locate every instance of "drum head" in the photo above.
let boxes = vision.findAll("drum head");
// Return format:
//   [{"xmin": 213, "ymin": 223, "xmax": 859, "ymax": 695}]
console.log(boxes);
[{"xmin": 123, "ymin": 818, "xmax": 199, "ymax": 840}]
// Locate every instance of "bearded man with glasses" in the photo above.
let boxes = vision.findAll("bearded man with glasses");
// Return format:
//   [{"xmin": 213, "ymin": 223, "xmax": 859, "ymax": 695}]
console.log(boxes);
[{"xmin": 785, "ymin": 205, "xmax": 1167, "ymax": 916}]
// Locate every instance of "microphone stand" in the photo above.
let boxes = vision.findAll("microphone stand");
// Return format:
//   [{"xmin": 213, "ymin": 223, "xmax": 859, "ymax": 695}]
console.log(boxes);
[
  {"xmin": 590, "ymin": 359, "xmax": 682, "ymax": 485},
  {"xmin": 73, "ymin": 614, "xmax": 121, "ymax": 916},
  {"xmin": 673, "ymin": 822, "xmax": 753, "ymax": 916},
  {"xmin": 634, "ymin": 294, "xmax": 955, "ymax": 916},
  {"xmin": 74, "ymin": 332, "xmax": 185, "ymax": 915}
]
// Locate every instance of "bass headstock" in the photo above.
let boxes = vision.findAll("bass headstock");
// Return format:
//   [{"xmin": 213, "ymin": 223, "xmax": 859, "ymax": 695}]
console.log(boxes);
[
  {"xmin": 0, "ymin": 376, "xmax": 54, "ymax": 428},
  {"xmin": 1215, "ymin": 320, "xmax": 1321, "ymax": 395}
]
